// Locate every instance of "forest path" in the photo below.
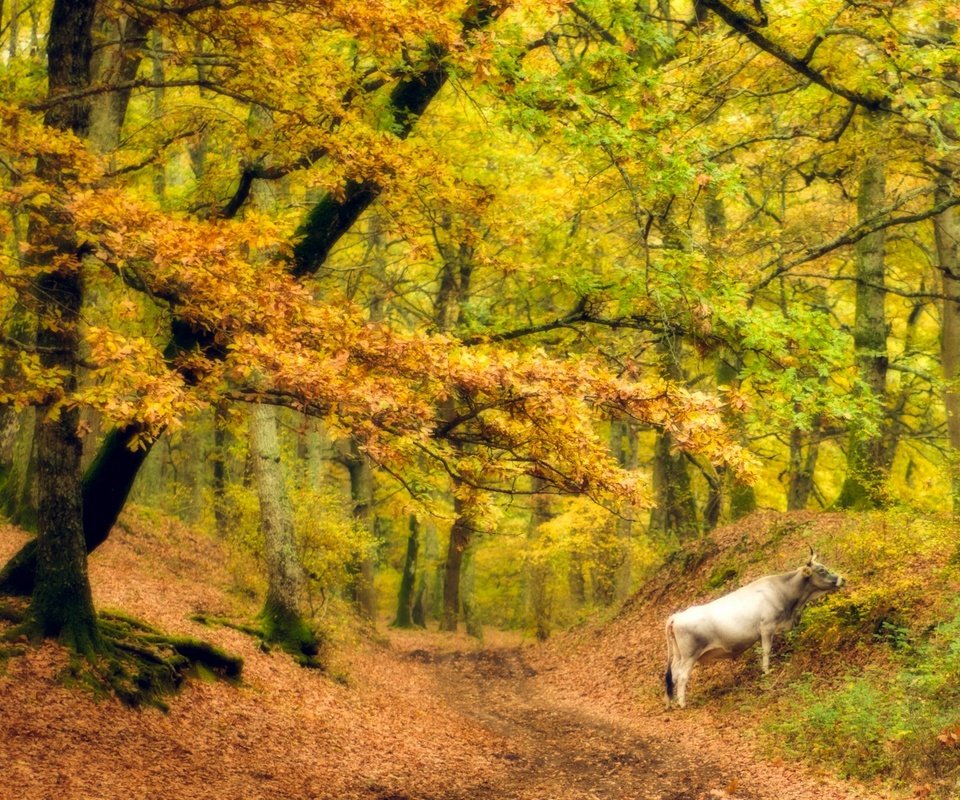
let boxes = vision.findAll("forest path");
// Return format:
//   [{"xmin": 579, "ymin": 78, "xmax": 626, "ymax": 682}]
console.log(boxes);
[{"xmin": 400, "ymin": 644, "xmax": 747, "ymax": 800}]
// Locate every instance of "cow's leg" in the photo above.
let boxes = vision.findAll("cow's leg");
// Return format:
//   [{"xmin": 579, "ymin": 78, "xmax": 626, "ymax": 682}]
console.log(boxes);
[
  {"xmin": 760, "ymin": 626, "xmax": 774, "ymax": 674},
  {"xmin": 675, "ymin": 658, "xmax": 696, "ymax": 708}
]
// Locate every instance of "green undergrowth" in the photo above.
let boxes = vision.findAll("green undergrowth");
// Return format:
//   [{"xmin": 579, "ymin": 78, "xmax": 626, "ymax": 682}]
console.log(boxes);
[{"xmin": 765, "ymin": 611, "xmax": 960, "ymax": 795}]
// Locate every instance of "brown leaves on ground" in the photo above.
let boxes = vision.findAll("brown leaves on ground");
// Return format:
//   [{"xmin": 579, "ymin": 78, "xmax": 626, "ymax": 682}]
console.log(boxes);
[{"xmin": 0, "ymin": 512, "xmax": 898, "ymax": 799}]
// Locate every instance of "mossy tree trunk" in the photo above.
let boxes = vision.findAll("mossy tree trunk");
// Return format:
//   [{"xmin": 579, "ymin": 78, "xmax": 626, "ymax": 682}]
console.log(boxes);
[
  {"xmin": 650, "ymin": 424, "xmax": 699, "ymax": 540},
  {"xmin": 837, "ymin": 127, "xmax": 891, "ymax": 509},
  {"xmin": 934, "ymin": 27, "xmax": 960, "ymax": 516},
  {"xmin": 249, "ymin": 404, "xmax": 318, "ymax": 664},
  {"xmin": 703, "ymin": 174, "xmax": 756, "ymax": 525},
  {"xmin": 28, "ymin": 0, "xmax": 100, "ymax": 653},
  {"xmin": 392, "ymin": 515, "xmax": 420, "ymax": 628},
  {"xmin": 650, "ymin": 209, "xmax": 699, "ymax": 539}
]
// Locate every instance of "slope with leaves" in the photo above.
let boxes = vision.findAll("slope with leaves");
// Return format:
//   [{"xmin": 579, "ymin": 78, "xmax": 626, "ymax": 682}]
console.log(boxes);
[{"xmin": 532, "ymin": 508, "xmax": 960, "ymax": 798}]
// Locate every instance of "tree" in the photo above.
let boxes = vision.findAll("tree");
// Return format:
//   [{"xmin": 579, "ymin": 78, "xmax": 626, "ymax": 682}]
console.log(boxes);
[
  {"xmin": 249, "ymin": 403, "xmax": 320, "ymax": 665},
  {"xmin": 836, "ymin": 124, "xmax": 891, "ymax": 508}
]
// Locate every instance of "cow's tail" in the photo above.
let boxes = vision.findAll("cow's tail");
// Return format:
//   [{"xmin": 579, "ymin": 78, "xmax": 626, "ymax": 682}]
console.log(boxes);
[{"xmin": 664, "ymin": 617, "xmax": 676, "ymax": 701}]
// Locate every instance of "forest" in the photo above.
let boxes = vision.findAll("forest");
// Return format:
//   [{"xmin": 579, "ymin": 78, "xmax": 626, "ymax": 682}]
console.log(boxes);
[{"xmin": 1, "ymin": 1, "xmax": 960, "ymax": 798}]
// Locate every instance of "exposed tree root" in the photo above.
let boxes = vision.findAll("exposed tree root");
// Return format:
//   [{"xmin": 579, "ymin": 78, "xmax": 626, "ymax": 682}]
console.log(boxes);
[
  {"xmin": 0, "ymin": 608, "xmax": 242, "ymax": 709},
  {"xmin": 192, "ymin": 610, "xmax": 325, "ymax": 669},
  {"xmin": 0, "ymin": 540, "xmax": 36, "ymax": 597}
]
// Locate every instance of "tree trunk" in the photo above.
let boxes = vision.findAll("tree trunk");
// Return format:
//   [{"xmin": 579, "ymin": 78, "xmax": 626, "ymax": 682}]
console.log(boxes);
[
  {"xmin": 412, "ymin": 521, "xmax": 440, "ymax": 626},
  {"xmin": 650, "ymin": 430, "xmax": 698, "ymax": 539},
  {"xmin": 151, "ymin": 30, "xmax": 166, "ymax": 197},
  {"xmin": 393, "ymin": 515, "xmax": 420, "ymax": 628},
  {"xmin": 441, "ymin": 493, "xmax": 471, "ymax": 632},
  {"xmin": 705, "ymin": 178, "xmax": 755, "ymax": 523},
  {"xmin": 211, "ymin": 404, "xmax": 229, "ymax": 538},
  {"xmin": 7, "ymin": 0, "xmax": 18, "ymax": 60},
  {"xmin": 567, "ymin": 551, "xmax": 586, "ymax": 607},
  {"xmin": 32, "ymin": 268, "xmax": 99, "ymax": 654},
  {"xmin": 527, "ymin": 479, "xmax": 553, "ymax": 640},
  {"xmin": 786, "ymin": 423, "xmax": 821, "ymax": 510},
  {"xmin": 837, "ymin": 130, "xmax": 889, "ymax": 508},
  {"xmin": 249, "ymin": 404, "xmax": 318, "ymax": 662},
  {"xmin": 461, "ymin": 540, "xmax": 482, "ymax": 641},
  {"xmin": 88, "ymin": 11, "xmax": 148, "ymax": 157},
  {"xmin": 344, "ymin": 440, "xmax": 377, "ymax": 622},
  {"xmin": 592, "ymin": 421, "xmax": 637, "ymax": 604},
  {"xmin": 28, "ymin": 0, "xmax": 100, "ymax": 652}
]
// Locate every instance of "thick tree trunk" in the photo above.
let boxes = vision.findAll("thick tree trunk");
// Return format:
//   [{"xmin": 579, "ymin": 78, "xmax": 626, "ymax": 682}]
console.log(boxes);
[
  {"xmin": 249, "ymin": 404, "xmax": 317, "ymax": 661},
  {"xmin": 704, "ymin": 179, "xmax": 755, "ymax": 524},
  {"xmin": 28, "ymin": 0, "xmax": 100, "ymax": 651},
  {"xmin": 650, "ymin": 430, "xmax": 698, "ymax": 539},
  {"xmin": 837, "ymin": 133, "xmax": 889, "ymax": 508},
  {"xmin": 32, "ymin": 268, "xmax": 99, "ymax": 653},
  {"xmin": 649, "ymin": 204, "xmax": 698, "ymax": 537}
]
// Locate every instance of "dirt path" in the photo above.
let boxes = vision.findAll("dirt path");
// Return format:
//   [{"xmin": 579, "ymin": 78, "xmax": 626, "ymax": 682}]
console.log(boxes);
[{"xmin": 402, "ymin": 645, "xmax": 751, "ymax": 800}]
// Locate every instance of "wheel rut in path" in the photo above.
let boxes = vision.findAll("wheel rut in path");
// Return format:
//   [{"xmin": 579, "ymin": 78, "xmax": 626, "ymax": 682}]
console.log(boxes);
[{"xmin": 404, "ymin": 647, "xmax": 752, "ymax": 800}]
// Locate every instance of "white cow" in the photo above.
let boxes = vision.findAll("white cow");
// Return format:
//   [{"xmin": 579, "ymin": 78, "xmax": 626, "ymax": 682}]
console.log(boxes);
[{"xmin": 664, "ymin": 551, "xmax": 843, "ymax": 708}]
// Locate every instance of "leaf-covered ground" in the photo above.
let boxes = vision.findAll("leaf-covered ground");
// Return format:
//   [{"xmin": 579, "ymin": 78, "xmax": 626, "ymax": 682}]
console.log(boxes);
[{"xmin": 0, "ymin": 513, "xmax": 897, "ymax": 800}]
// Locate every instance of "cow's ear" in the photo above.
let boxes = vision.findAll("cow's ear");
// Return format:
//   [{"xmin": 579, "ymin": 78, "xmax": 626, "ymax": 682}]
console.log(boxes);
[{"xmin": 802, "ymin": 566, "xmax": 812, "ymax": 577}]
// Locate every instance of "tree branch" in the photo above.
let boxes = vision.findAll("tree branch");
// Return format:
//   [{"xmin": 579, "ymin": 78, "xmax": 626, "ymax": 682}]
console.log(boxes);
[{"xmin": 697, "ymin": 0, "xmax": 890, "ymax": 112}]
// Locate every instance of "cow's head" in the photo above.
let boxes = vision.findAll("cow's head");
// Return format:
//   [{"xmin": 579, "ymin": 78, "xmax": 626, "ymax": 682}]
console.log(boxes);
[{"xmin": 803, "ymin": 548, "xmax": 844, "ymax": 591}]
